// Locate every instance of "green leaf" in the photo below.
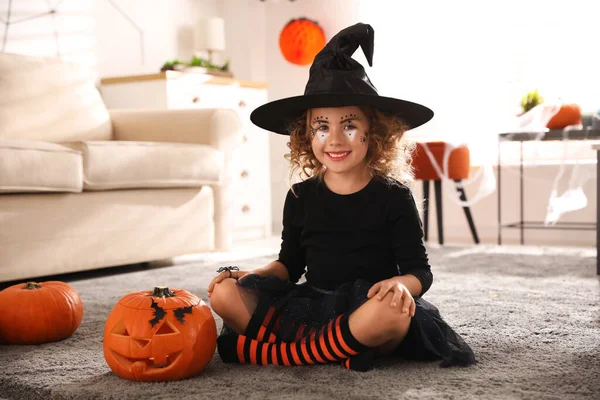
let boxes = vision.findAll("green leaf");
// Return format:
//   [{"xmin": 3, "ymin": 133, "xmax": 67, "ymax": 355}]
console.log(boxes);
[{"xmin": 520, "ymin": 89, "xmax": 544, "ymax": 113}]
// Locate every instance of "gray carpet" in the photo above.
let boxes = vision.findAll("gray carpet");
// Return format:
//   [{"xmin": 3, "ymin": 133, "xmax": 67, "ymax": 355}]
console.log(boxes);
[{"xmin": 1, "ymin": 245, "xmax": 598, "ymax": 400}]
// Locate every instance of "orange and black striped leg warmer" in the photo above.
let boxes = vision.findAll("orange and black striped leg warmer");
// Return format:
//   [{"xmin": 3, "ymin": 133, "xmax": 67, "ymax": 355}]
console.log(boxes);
[
  {"xmin": 217, "ymin": 314, "xmax": 370, "ymax": 366},
  {"xmin": 254, "ymin": 306, "xmax": 280, "ymax": 343},
  {"xmin": 246, "ymin": 305, "xmax": 312, "ymax": 343}
]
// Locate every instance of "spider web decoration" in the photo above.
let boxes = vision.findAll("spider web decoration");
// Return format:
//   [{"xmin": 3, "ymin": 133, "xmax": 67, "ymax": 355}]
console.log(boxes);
[
  {"xmin": 1, "ymin": 0, "xmax": 65, "ymax": 54},
  {"xmin": 1, "ymin": 0, "xmax": 144, "ymax": 64},
  {"xmin": 105, "ymin": 0, "xmax": 144, "ymax": 64}
]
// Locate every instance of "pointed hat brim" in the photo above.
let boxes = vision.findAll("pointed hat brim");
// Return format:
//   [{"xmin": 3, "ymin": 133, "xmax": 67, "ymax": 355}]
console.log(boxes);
[{"xmin": 250, "ymin": 93, "xmax": 434, "ymax": 135}]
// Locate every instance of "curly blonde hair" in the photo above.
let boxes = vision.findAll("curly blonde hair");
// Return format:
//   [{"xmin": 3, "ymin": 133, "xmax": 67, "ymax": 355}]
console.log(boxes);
[{"xmin": 284, "ymin": 106, "xmax": 416, "ymax": 194}]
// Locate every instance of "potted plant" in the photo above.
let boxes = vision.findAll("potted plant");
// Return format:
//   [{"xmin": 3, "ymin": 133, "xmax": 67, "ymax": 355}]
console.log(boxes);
[
  {"xmin": 520, "ymin": 89, "xmax": 544, "ymax": 115},
  {"xmin": 160, "ymin": 56, "xmax": 232, "ymax": 77}
]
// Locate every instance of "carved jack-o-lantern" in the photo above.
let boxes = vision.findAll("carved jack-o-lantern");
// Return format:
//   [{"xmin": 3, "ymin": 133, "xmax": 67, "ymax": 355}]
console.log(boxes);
[{"xmin": 103, "ymin": 287, "xmax": 216, "ymax": 381}]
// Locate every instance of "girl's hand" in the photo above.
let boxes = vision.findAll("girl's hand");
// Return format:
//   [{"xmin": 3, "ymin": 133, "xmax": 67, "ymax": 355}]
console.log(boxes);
[
  {"xmin": 367, "ymin": 277, "xmax": 415, "ymax": 317},
  {"xmin": 207, "ymin": 267, "xmax": 253, "ymax": 298}
]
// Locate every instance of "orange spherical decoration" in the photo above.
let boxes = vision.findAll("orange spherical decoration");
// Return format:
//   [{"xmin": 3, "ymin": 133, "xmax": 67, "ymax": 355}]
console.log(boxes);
[
  {"xmin": 103, "ymin": 287, "xmax": 216, "ymax": 382},
  {"xmin": 0, "ymin": 281, "xmax": 84, "ymax": 345},
  {"xmin": 279, "ymin": 18, "xmax": 326, "ymax": 66}
]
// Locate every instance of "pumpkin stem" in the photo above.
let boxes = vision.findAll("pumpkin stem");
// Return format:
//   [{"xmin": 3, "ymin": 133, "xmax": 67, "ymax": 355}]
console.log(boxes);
[
  {"xmin": 150, "ymin": 287, "xmax": 175, "ymax": 298},
  {"xmin": 23, "ymin": 282, "xmax": 42, "ymax": 290}
]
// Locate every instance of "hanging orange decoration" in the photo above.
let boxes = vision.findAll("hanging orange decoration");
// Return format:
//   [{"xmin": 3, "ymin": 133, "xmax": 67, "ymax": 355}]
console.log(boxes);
[{"xmin": 279, "ymin": 18, "xmax": 326, "ymax": 66}]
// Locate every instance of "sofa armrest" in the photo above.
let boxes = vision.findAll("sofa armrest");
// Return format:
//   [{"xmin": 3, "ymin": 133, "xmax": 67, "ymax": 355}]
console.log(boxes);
[{"xmin": 109, "ymin": 108, "xmax": 243, "ymax": 252}]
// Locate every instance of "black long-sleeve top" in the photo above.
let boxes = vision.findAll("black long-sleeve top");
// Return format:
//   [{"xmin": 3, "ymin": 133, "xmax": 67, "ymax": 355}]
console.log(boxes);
[{"xmin": 277, "ymin": 175, "xmax": 433, "ymax": 295}]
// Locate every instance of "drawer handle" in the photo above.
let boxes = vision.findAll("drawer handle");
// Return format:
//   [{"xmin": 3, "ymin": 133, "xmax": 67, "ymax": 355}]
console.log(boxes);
[
  {"xmin": 192, "ymin": 96, "xmax": 200, "ymax": 103},
  {"xmin": 239, "ymin": 100, "xmax": 247, "ymax": 108},
  {"xmin": 242, "ymin": 205, "xmax": 250, "ymax": 213},
  {"xmin": 241, "ymin": 170, "xmax": 249, "ymax": 178}
]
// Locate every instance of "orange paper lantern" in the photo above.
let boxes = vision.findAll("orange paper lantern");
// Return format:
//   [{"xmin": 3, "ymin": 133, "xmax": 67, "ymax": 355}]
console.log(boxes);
[{"xmin": 279, "ymin": 18, "xmax": 326, "ymax": 66}]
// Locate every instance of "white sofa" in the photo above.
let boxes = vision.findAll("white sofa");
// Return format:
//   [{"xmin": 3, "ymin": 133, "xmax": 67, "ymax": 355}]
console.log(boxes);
[{"xmin": 0, "ymin": 53, "xmax": 242, "ymax": 282}]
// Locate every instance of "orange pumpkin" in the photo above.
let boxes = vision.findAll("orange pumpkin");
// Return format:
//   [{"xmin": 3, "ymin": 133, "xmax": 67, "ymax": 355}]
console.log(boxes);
[
  {"xmin": 279, "ymin": 18, "xmax": 326, "ymax": 66},
  {"xmin": 546, "ymin": 104, "xmax": 582, "ymax": 129},
  {"xmin": 412, "ymin": 142, "xmax": 471, "ymax": 181},
  {"xmin": 0, "ymin": 281, "xmax": 83, "ymax": 344},
  {"xmin": 103, "ymin": 287, "xmax": 216, "ymax": 382}
]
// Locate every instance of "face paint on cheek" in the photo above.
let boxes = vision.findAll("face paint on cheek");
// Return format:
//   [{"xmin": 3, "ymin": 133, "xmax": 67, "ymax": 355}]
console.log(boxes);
[
  {"xmin": 314, "ymin": 130, "xmax": 329, "ymax": 143},
  {"xmin": 360, "ymin": 132, "xmax": 368, "ymax": 145},
  {"xmin": 343, "ymin": 128, "xmax": 358, "ymax": 141}
]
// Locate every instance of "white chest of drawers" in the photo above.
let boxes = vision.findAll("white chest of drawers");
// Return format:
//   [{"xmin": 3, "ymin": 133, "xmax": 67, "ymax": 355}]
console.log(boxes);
[{"xmin": 100, "ymin": 71, "xmax": 272, "ymax": 242}]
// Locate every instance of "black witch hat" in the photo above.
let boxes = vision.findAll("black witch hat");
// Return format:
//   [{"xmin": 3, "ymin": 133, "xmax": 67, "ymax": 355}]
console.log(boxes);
[{"xmin": 250, "ymin": 22, "xmax": 433, "ymax": 135}]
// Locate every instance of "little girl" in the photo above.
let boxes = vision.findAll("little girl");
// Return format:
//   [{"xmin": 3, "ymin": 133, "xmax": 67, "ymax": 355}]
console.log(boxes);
[{"xmin": 207, "ymin": 23, "xmax": 476, "ymax": 371}]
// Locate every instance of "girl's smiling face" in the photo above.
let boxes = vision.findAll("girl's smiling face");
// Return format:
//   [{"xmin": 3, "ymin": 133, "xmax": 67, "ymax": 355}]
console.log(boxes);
[{"xmin": 309, "ymin": 106, "xmax": 370, "ymax": 176}]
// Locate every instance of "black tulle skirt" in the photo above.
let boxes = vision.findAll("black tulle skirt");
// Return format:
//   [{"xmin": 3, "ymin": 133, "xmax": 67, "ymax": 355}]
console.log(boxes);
[{"xmin": 223, "ymin": 274, "xmax": 476, "ymax": 367}]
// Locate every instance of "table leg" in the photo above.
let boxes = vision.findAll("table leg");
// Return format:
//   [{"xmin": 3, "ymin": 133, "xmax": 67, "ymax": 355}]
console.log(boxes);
[
  {"xmin": 498, "ymin": 137, "xmax": 502, "ymax": 245},
  {"xmin": 520, "ymin": 140, "xmax": 524, "ymax": 245}
]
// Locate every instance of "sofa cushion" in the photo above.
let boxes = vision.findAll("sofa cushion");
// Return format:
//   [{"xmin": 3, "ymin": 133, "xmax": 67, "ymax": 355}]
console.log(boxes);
[
  {"xmin": 0, "ymin": 53, "xmax": 112, "ymax": 142},
  {"xmin": 0, "ymin": 140, "xmax": 83, "ymax": 193},
  {"xmin": 71, "ymin": 141, "xmax": 223, "ymax": 190}
]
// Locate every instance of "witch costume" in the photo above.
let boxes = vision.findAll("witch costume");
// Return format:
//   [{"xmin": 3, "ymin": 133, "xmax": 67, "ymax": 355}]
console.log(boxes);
[{"xmin": 216, "ymin": 23, "xmax": 476, "ymax": 371}]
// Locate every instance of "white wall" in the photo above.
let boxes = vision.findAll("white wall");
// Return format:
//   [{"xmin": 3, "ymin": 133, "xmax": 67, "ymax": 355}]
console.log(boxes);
[
  {"xmin": 218, "ymin": 0, "xmax": 266, "ymax": 82},
  {"xmin": 95, "ymin": 0, "xmax": 220, "ymax": 78},
  {"xmin": 360, "ymin": 0, "xmax": 600, "ymax": 167}
]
